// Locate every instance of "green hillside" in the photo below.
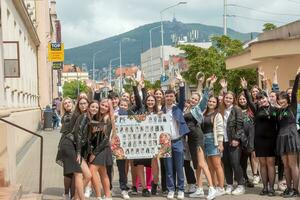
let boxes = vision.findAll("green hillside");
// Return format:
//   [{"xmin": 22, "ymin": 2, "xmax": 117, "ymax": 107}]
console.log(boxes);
[{"xmin": 65, "ymin": 20, "xmax": 258, "ymax": 75}]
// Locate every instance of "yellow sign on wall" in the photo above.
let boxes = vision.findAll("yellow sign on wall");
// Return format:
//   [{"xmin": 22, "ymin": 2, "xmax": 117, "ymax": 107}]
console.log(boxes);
[{"xmin": 48, "ymin": 43, "xmax": 64, "ymax": 62}]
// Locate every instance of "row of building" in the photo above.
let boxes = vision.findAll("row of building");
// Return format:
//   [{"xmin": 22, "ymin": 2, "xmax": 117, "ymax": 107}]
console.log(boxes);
[{"xmin": 0, "ymin": 0, "xmax": 60, "ymax": 190}]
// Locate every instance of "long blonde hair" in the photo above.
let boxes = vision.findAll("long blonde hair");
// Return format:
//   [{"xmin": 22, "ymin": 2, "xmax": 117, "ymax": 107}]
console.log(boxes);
[
  {"xmin": 98, "ymin": 98, "xmax": 116, "ymax": 136},
  {"xmin": 60, "ymin": 97, "xmax": 73, "ymax": 116}
]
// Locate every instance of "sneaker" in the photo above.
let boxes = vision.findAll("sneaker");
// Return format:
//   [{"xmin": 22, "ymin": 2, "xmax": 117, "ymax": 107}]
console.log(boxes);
[
  {"xmin": 231, "ymin": 185, "xmax": 245, "ymax": 195},
  {"xmin": 245, "ymin": 180, "xmax": 254, "ymax": 188},
  {"xmin": 162, "ymin": 190, "xmax": 169, "ymax": 196},
  {"xmin": 215, "ymin": 187, "xmax": 226, "ymax": 197},
  {"xmin": 225, "ymin": 185, "xmax": 233, "ymax": 195},
  {"xmin": 142, "ymin": 188, "xmax": 151, "ymax": 197},
  {"xmin": 167, "ymin": 191, "xmax": 175, "ymax": 199},
  {"xmin": 186, "ymin": 184, "xmax": 197, "ymax": 194},
  {"xmin": 96, "ymin": 197, "xmax": 103, "ymax": 200},
  {"xmin": 268, "ymin": 188, "xmax": 276, "ymax": 196},
  {"xmin": 282, "ymin": 188, "xmax": 300, "ymax": 198},
  {"xmin": 259, "ymin": 188, "xmax": 268, "ymax": 195},
  {"xmin": 151, "ymin": 181, "xmax": 158, "ymax": 195},
  {"xmin": 130, "ymin": 186, "xmax": 138, "ymax": 195},
  {"xmin": 189, "ymin": 187, "xmax": 204, "ymax": 198},
  {"xmin": 177, "ymin": 191, "xmax": 184, "ymax": 200},
  {"xmin": 62, "ymin": 194, "xmax": 70, "ymax": 200},
  {"xmin": 121, "ymin": 190, "xmax": 130, "ymax": 199},
  {"xmin": 84, "ymin": 186, "xmax": 92, "ymax": 198},
  {"xmin": 206, "ymin": 187, "xmax": 217, "ymax": 200},
  {"xmin": 252, "ymin": 175, "xmax": 260, "ymax": 185}
]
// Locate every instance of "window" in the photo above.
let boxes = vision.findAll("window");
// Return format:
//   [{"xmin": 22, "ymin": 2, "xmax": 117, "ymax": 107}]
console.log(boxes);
[{"xmin": 3, "ymin": 41, "xmax": 20, "ymax": 78}]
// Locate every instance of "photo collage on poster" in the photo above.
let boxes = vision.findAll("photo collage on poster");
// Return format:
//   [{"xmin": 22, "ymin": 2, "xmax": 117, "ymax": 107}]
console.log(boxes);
[{"xmin": 113, "ymin": 114, "xmax": 171, "ymax": 160}]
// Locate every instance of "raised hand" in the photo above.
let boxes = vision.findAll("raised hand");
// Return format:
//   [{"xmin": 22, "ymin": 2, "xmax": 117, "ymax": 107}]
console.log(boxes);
[
  {"xmin": 175, "ymin": 71, "xmax": 183, "ymax": 82},
  {"xmin": 297, "ymin": 66, "xmax": 300, "ymax": 75},
  {"xmin": 219, "ymin": 78, "xmax": 228, "ymax": 89},
  {"xmin": 210, "ymin": 74, "xmax": 217, "ymax": 85},
  {"xmin": 258, "ymin": 67, "xmax": 265, "ymax": 78},
  {"xmin": 196, "ymin": 72, "xmax": 205, "ymax": 84},
  {"xmin": 240, "ymin": 77, "xmax": 248, "ymax": 89}
]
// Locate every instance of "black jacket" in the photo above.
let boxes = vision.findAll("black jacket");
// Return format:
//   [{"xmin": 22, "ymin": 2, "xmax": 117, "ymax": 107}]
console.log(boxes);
[{"xmin": 226, "ymin": 106, "xmax": 246, "ymax": 143}]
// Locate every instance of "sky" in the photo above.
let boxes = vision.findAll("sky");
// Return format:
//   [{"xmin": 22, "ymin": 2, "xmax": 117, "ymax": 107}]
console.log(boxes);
[{"xmin": 56, "ymin": 0, "xmax": 300, "ymax": 49}]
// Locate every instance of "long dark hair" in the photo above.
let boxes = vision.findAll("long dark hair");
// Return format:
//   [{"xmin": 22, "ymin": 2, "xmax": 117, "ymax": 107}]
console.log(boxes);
[
  {"xmin": 87, "ymin": 100, "xmax": 100, "ymax": 121},
  {"xmin": 74, "ymin": 96, "xmax": 89, "ymax": 114},
  {"xmin": 237, "ymin": 92, "xmax": 254, "ymax": 118},
  {"xmin": 203, "ymin": 95, "xmax": 220, "ymax": 117}
]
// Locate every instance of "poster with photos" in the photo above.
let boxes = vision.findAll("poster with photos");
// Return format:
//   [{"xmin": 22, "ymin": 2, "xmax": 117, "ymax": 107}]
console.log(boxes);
[{"xmin": 111, "ymin": 114, "xmax": 172, "ymax": 160}]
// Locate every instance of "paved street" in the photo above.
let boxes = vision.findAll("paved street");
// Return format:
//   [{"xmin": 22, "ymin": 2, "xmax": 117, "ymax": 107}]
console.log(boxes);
[{"xmin": 16, "ymin": 129, "xmax": 298, "ymax": 200}]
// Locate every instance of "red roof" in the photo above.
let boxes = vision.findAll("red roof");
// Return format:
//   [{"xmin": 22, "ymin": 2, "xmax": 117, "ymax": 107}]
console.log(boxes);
[
  {"xmin": 115, "ymin": 66, "xmax": 139, "ymax": 77},
  {"xmin": 63, "ymin": 64, "xmax": 82, "ymax": 72}
]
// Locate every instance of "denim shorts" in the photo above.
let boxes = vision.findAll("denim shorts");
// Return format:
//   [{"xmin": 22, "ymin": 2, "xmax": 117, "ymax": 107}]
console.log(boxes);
[{"xmin": 204, "ymin": 133, "xmax": 219, "ymax": 156}]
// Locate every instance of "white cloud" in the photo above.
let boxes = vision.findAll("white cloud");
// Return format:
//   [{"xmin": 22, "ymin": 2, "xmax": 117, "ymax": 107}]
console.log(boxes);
[{"xmin": 56, "ymin": 0, "xmax": 300, "ymax": 48}]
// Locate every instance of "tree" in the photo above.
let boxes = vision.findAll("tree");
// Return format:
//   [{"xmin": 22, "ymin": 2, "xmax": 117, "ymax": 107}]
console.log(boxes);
[
  {"xmin": 180, "ymin": 35, "xmax": 257, "ymax": 94},
  {"xmin": 62, "ymin": 80, "xmax": 89, "ymax": 99},
  {"xmin": 263, "ymin": 23, "xmax": 277, "ymax": 31}
]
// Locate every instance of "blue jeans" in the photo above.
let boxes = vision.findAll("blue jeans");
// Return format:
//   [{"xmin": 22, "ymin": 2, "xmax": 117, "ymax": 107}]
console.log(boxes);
[
  {"xmin": 204, "ymin": 133, "xmax": 219, "ymax": 156},
  {"xmin": 164, "ymin": 139, "xmax": 184, "ymax": 192}
]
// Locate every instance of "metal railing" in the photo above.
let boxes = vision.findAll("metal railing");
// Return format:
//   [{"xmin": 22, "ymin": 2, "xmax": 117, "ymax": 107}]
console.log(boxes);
[{"xmin": 0, "ymin": 118, "xmax": 43, "ymax": 194}]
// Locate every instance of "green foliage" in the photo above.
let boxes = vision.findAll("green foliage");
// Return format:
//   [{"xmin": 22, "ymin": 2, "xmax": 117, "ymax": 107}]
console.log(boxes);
[
  {"xmin": 180, "ymin": 35, "xmax": 257, "ymax": 94},
  {"xmin": 62, "ymin": 80, "xmax": 89, "ymax": 99},
  {"xmin": 263, "ymin": 23, "xmax": 277, "ymax": 31},
  {"xmin": 144, "ymin": 80, "xmax": 161, "ymax": 90}
]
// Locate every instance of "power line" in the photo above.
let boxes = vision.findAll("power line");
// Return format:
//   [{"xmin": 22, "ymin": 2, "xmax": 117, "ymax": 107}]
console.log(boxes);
[
  {"xmin": 228, "ymin": 15, "xmax": 287, "ymax": 24},
  {"xmin": 227, "ymin": 4, "xmax": 300, "ymax": 17}
]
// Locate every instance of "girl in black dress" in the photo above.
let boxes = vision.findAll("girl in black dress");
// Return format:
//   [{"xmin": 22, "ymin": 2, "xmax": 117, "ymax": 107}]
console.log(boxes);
[
  {"xmin": 276, "ymin": 68, "xmax": 300, "ymax": 197},
  {"xmin": 73, "ymin": 98, "xmax": 95, "ymax": 200},
  {"xmin": 56, "ymin": 97, "xmax": 75, "ymax": 199},
  {"xmin": 89, "ymin": 99, "xmax": 114, "ymax": 200},
  {"xmin": 241, "ymin": 78, "xmax": 277, "ymax": 196}
]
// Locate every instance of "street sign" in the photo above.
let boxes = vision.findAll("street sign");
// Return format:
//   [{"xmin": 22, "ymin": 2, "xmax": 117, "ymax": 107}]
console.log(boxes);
[
  {"xmin": 48, "ymin": 43, "xmax": 64, "ymax": 62},
  {"xmin": 52, "ymin": 62, "xmax": 63, "ymax": 70}
]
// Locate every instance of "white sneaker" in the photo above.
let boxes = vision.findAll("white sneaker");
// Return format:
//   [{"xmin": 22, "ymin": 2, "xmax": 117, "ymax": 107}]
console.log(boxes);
[
  {"xmin": 225, "ymin": 185, "xmax": 233, "ymax": 195},
  {"xmin": 84, "ymin": 186, "xmax": 92, "ymax": 198},
  {"xmin": 121, "ymin": 190, "xmax": 130, "ymax": 199},
  {"xmin": 215, "ymin": 187, "xmax": 225, "ymax": 197},
  {"xmin": 206, "ymin": 187, "xmax": 217, "ymax": 200},
  {"xmin": 186, "ymin": 184, "xmax": 197, "ymax": 193},
  {"xmin": 189, "ymin": 187, "xmax": 204, "ymax": 198},
  {"xmin": 62, "ymin": 194, "xmax": 70, "ymax": 200},
  {"xmin": 252, "ymin": 175, "xmax": 260, "ymax": 185},
  {"xmin": 177, "ymin": 191, "xmax": 184, "ymax": 200},
  {"xmin": 231, "ymin": 185, "xmax": 245, "ymax": 195},
  {"xmin": 96, "ymin": 197, "xmax": 103, "ymax": 200},
  {"xmin": 167, "ymin": 191, "xmax": 175, "ymax": 199}
]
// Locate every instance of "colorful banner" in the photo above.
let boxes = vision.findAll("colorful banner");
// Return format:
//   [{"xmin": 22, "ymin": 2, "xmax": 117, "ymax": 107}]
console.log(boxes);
[{"xmin": 111, "ymin": 114, "xmax": 172, "ymax": 160}]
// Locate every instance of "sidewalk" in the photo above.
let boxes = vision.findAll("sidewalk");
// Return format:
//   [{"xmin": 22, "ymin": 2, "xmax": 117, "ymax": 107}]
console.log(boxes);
[{"xmin": 16, "ymin": 129, "xmax": 298, "ymax": 200}]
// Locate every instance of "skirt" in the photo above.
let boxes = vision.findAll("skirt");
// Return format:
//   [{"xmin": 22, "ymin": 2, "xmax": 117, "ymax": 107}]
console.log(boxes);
[
  {"xmin": 133, "ymin": 159, "xmax": 152, "ymax": 167},
  {"xmin": 58, "ymin": 138, "xmax": 82, "ymax": 175},
  {"xmin": 276, "ymin": 127, "xmax": 300, "ymax": 156},
  {"xmin": 91, "ymin": 146, "xmax": 113, "ymax": 166}
]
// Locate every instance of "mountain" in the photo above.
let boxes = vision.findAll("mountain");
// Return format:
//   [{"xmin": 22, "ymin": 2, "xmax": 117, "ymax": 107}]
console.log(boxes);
[{"xmin": 65, "ymin": 19, "xmax": 258, "ymax": 72}]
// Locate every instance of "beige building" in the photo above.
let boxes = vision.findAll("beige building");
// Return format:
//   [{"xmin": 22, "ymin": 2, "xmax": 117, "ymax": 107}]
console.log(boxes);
[
  {"xmin": 61, "ymin": 64, "xmax": 89, "ymax": 86},
  {"xmin": 0, "ymin": 0, "xmax": 60, "ymax": 194},
  {"xmin": 226, "ymin": 20, "xmax": 300, "ymax": 90}
]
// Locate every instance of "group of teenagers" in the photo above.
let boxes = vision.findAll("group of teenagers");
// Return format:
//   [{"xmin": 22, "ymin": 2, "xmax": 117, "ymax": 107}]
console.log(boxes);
[{"xmin": 56, "ymin": 67, "xmax": 300, "ymax": 200}]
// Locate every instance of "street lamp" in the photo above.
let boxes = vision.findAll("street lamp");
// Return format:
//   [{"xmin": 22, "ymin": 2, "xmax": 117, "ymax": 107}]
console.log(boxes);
[
  {"xmin": 119, "ymin": 38, "xmax": 131, "ymax": 92},
  {"xmin": 160, "ymin": 2, "xmax": 187, "ymax": 76},
  {"xmin": 109, "ymin": 57, "xmax": 120, "ymax": 85},
  {"xmin": 149, "ymin": 26, "xmax": 161, "ymax": 83},
  {"xmin": 92, "ymin": 49, "xmax": 103, "ymax": 82}
]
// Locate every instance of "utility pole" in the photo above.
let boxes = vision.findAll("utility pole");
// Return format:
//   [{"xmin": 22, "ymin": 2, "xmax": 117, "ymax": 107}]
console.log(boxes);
[{"xmin": 223, "ymin": 0, "xmax": 227, "ymax": 35}]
